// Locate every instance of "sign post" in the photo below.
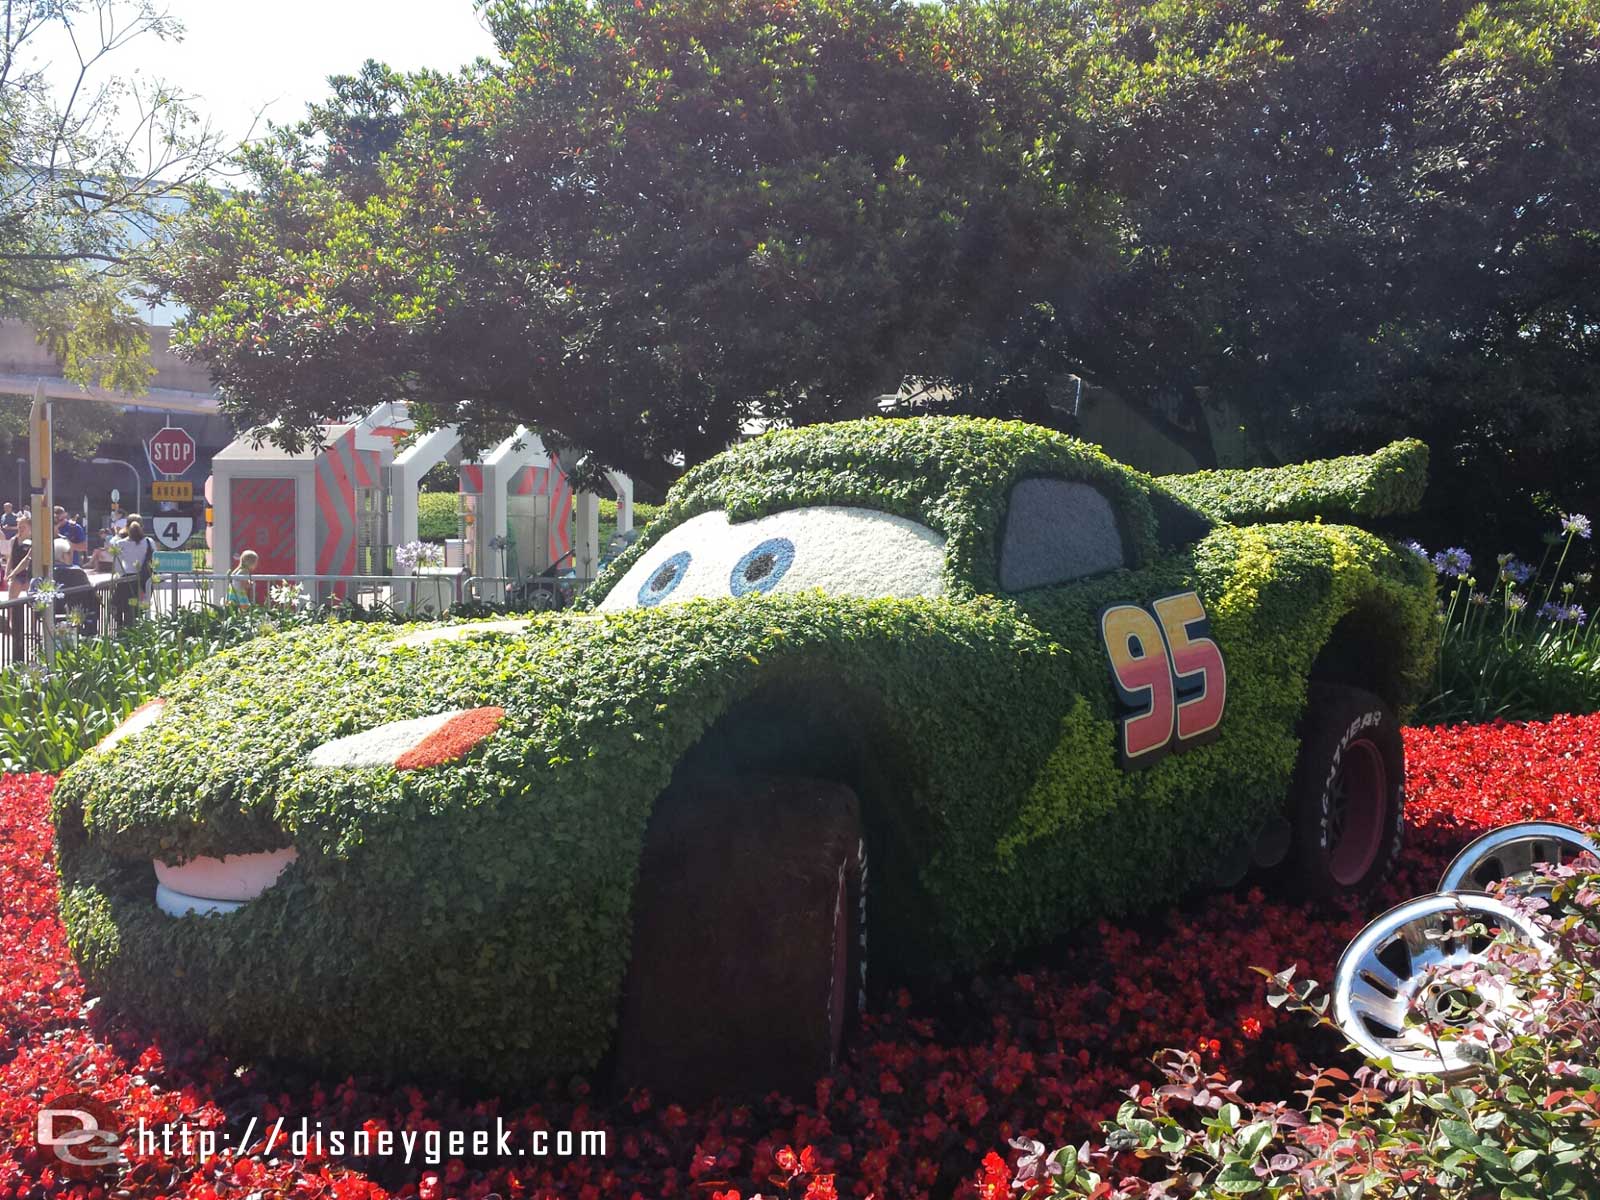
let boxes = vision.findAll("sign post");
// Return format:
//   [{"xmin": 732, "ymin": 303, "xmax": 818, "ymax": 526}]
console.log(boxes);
[
  {"xmin": 27, "ymin": 383, "xmax": 54, "ymax": 663},
  {"xmin": 147, "ymin": 428, "xmax": 197, "ymax": 552}
]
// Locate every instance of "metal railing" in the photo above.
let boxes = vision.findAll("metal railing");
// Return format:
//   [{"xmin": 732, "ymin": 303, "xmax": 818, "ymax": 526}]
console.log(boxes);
[
  {"xmin": 0, "ymin": 577, "xmax": 123, "ymax": 672},
  {"xmin": 0, "ymin": 570, "xmax": 539, "ymax": 672}
]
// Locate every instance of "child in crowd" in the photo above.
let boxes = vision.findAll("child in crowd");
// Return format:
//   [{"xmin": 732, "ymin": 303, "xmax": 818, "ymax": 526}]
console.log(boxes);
[{"xmin": 228, "ymin": 549, "xmax": 259, "ymax": 606}]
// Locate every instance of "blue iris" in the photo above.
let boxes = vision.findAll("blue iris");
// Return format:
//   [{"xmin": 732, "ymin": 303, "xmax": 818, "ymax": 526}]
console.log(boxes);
[
  {"xmin": 730, "ymin": 537, "xmax": 795, "ymax": 597},
  {"xmin": 638, "ymin": 551, "xmax": 692, "ymax": 606}
]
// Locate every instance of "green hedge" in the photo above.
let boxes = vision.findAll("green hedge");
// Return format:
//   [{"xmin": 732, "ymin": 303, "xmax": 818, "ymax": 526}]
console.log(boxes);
[
  {"xmin": 416, "ymin": 491, "xmax": 460, "ymax": 542},
  {"xmin": 414, "ymin": 492, "xmax": 656, "ymax": 549},
  {"xmin": 1159, "ymin": 438, "xmax": 1430, "ymax": 525},
  {"xmin": 53, "ymin": 418, "xmax": 1436, "ymax": 1085}
]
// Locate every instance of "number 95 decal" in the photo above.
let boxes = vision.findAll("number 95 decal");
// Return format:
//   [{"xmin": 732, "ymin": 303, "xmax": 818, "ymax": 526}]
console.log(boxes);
[{"xmin": 1100, "ymin": 591, "xmax": 1227, "ymax": 769}]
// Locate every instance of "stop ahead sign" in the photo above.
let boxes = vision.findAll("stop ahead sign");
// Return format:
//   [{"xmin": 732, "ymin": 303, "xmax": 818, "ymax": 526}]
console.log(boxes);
[{"xmin": 148, "ymin": 427, "xmax": 196, "ymax": 477}]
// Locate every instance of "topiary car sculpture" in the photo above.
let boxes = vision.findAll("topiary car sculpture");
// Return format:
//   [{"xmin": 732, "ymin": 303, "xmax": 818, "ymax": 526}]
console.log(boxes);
[{"xmin": 53, "ymin": 418, "xmax": 1437, "ymax": 1095}]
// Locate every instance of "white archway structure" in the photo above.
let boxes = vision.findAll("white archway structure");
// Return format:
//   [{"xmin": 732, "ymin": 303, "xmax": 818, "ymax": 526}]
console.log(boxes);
[
  {"xmin": 383, "ymin": 410, "xmax": 634, "ymax": 600},
  {"xmin": 388, "ymin": 423, "xmax": 459, "ymax": 551}
]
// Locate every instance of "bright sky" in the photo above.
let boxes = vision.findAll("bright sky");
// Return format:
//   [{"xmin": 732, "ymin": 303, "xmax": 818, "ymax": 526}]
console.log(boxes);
[{"xmin": 55, "ymin": 0, "xmax": 500, "ymax": 145}]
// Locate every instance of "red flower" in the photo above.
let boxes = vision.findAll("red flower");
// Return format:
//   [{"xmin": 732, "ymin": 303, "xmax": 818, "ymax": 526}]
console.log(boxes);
[{"xmin": 4, "ymin": 713, "xmax": 1597, "ymax": 1200}]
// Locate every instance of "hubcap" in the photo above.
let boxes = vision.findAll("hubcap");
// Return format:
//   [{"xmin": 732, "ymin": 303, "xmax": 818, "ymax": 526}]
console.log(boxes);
[
  {"xmin": 1439, "ymin": 822, "xmax": 1600, "ymax": 897},
  {"xmin": 1333, "ymin": 892, "xmax": 1551, "ymax": 1077}
]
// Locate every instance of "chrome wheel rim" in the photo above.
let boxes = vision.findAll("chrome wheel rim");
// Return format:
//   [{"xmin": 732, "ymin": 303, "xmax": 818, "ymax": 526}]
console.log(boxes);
[
  {"xmin": 1438, "ymin": 821, "xmax": 1600, "ymax": 896},
  {"xmin": 1333, "ymin": 892, "xmax": 1551, "ymax": 1077}
]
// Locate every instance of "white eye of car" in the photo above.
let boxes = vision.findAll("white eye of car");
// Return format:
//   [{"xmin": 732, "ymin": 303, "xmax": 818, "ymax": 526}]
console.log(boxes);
[{"xmin": 597, "ymin": 506, "xmax": 948, "ymax": 612}]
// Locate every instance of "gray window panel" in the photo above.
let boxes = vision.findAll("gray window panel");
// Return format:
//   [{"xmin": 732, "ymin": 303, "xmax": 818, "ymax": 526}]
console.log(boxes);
[{"xmin": 999, "ymin": 478, "xmax": 1126, "ymax": 592}]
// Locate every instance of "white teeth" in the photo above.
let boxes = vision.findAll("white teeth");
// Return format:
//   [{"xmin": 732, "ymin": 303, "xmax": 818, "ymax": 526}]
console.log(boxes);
[
  {"xmin": 154, "ymin": 885, "xmax": 243, "ymax": 917},
  {"xmin": 153, "ymin": 848, "xmax": 298, "ymax": 917}
]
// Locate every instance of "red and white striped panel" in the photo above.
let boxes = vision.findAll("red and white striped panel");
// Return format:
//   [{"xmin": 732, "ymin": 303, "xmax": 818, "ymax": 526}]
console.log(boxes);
[{"xmin": 306, "ymin": 707, "xmax": 506, "ymax": 772}]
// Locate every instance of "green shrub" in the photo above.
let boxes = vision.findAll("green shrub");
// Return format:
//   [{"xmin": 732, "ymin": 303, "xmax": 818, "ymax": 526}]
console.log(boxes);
[
  {"xmin": 1161, "ymin": 439, "xmax": 1429, "ymax": 525},
  {"xmin": 597, "ymin": 497, "xmax": 660, "ymax": 552},
  {"xmin": 53, "ymin": 418, "xmax": 1436, "ymax": 1085},
  {"xmin": 1, "ymin": 603, "xmax": 417, "ymax": 774},
  {"xmin": 0, "ymin": 609, "xmax": 263, "ymax": 774},
  {"xmin": 1019, "ymin": 864, "xmax": 1600, "ymax": 1199},
  {"xmin": 1415, "ymin": 517, "xmax": 1600, "ymax": 724},
  {"xmin": 417, "ymin": 490, "xmax": 460, "ymax": 542}
]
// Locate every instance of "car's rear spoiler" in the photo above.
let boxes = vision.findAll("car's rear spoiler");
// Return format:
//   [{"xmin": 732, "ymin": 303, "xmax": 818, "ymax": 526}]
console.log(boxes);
[{"xmin": 1158, "ymin": 439, "xmax": 1428, "ymax": 525}]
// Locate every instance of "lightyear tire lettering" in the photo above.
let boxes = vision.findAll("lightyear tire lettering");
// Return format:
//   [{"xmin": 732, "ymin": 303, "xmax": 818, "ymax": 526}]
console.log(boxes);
[{"xmin": 1286, "ymin": 683, "xmax": 1406, "ymax": 898}]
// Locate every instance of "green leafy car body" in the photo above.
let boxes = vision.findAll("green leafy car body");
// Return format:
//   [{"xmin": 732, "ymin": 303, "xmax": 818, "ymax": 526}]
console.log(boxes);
[{"xmin": 52, "ymin": 419, "xmax": 1436, "ymax": 1085}]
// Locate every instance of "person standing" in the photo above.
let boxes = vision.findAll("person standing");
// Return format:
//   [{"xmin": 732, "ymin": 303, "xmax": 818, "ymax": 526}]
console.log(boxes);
[
  {"xmin": 54, "ymin": 506, "xmax": 87, "ymax": 565},
  {"xmin": 227, "ymin": 549, "xmax": 259, "ymax": 606},
  {"xmin": 5, "ymin": 511, "xmax": 32, "ymax": 661},
  {"xmin": 112, "ymin": 518, "xmax": 154, "ymax": 630},
  {"xmin": 6, "ymin": 511, "xmax": 31, "ymax": 598}
]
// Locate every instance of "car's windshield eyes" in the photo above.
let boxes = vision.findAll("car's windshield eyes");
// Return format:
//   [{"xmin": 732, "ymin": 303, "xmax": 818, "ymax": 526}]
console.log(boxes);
[
  {"xmin": 998, "ymin": 478, "xmax": 1128, "ymax": 592},
  {"xmin": 597, "ymin": 507, "xmax": 947, "ymax": 612}
]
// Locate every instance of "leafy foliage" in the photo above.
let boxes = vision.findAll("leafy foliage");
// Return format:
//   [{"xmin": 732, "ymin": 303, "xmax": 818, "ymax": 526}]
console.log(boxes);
[
  {"xmin": 1002, "ymin": 0, "xmax": 1600, "ymax": 544},
  {"xmin": 1010, "ymin": 864, "xmax": 1600, "ymax": 1199},
  {"xmin": 0, "ymin": 0, "xmax": 231, "ymax": 390},
  {"xmin": 1158, "ymin": 440, "xmax": 1429, "ymax": 526},
  {"xmin": 7, "ymin": 713, "xmax": 1600, "ymax": 1199},
  {"xmin": 416, "ymin": 490, "xmax": 461, "ymax": 542},
  {"xmin": 0, "ymin": 606, "xmax": 264, "ymax": 774},
  {"xmin": 53, "ymin": 417, "xmax": 1434, "ymax": 1084},
  {"xmin": 159, "ymin": 0, "xmax": 1099, "ymax": 486},
  {"xmin": 159, "ymin": 0, "xmax": 1600, "ymax": 536},
  {"xmin": 1415, "ymin": 516, "xmax": 1600, "ymax": 724},
  {"xmin": 0, "ymin": 602, "xmax": 424, "ymax": 775}
]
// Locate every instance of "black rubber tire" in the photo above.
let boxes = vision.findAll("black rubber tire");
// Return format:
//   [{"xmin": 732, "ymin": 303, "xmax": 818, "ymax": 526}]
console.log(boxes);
[
  {"xmin": 1285, "ymin": 683, "xmax": 1405, "ymax": 899},
  {"xmin": 615, "ymin": 776, "xmax": 867, "ymax": 1099}
]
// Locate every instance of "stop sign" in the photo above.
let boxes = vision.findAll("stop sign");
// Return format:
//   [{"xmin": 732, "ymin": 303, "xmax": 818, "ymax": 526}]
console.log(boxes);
[{"xmin": 148, "ymin": 427, "xmax": 197, "ymax": 476}]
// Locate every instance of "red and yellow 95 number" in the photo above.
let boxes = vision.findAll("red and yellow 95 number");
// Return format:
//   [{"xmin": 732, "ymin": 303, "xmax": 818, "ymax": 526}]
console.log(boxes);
[{"xmin": 1099, "ymin": 591, "xmax": 1228, "ymax": 769}]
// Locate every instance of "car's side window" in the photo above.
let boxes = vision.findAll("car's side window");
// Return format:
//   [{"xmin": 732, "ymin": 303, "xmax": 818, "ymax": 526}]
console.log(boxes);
[{"xmin": 998, "ymin": 478, "xmax": 1126, "ymax": 592}]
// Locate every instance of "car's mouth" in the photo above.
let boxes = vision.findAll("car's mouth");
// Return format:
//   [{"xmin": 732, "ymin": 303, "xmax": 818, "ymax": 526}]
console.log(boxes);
[
  {"xmin": 152, "ymin": 848, "xmax": 298, "ymax": 917},
  {"xmin": 142, "ymin": 706, "xmax": 512, "ymax": 917}
]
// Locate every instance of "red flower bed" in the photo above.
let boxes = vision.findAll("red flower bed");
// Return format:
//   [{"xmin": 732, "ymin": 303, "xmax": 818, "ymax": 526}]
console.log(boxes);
[{"xmin": 3, "ymin": 715, "xmax": 1599, "ymax": 1200}]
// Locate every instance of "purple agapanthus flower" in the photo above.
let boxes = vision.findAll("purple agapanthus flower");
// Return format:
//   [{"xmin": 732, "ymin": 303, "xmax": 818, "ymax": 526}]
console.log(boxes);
[
  {"xmin": 1506, "ymin": 592, "xmax": 1529, "ymax": 613},
  {"xmin": 1539, "ymin": 601, "xmax": 1588, "ymax": 625},
  {"xmin": 1561, "ymin": 513, "xmax": 1592, "ymax": 540},
  {"xmin": 1432, "ymin": 547, "xmax": 1473, "ymax": 578},
  {"xmin": 1401, "ymin": 540, "xmax": 1430, "ymax": 563},
  {"xmin": 1496, "ymin": 554, "xmax": 1534, "ymax": 585}
]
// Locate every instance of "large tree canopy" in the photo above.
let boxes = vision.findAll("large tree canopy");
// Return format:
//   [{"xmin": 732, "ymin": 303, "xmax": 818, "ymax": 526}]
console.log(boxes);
[
  {"xmin": 991, "ymin": 0, "xmax": 1600, "ymax": 539},
  {"xmin": 1, "ymin": 0, "xmax": 229, "ymax": 391},
  {"xmin": 163, "ymin": 0, "xmax": 1599, "ymax": 535},
  {"xmin": 160, "ymin": 0, "xmax": 1100, "ymax": 486}
]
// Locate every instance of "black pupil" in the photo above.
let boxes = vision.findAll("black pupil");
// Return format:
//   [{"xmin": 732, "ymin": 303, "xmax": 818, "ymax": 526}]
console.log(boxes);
[
  {"xmin": 651, "ymin": 564, "xmax": 678, "ymax": 591},
  {"xmin": 744, "ymin": 552, "xmax": 776, "ymax": 582}
]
